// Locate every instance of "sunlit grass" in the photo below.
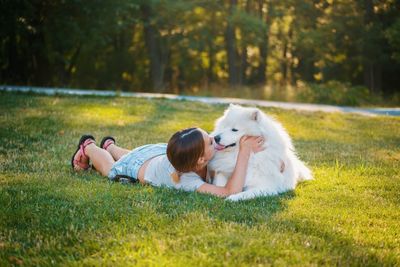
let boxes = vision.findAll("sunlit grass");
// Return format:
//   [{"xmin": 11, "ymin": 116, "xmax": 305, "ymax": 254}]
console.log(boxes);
[
  {"xmin": 0, "ymin": 92, "xmax": 399, "ymax": 266},
  {"xmin": 69, "ymin": 105, "xmax": 145, "ymax": 126}
]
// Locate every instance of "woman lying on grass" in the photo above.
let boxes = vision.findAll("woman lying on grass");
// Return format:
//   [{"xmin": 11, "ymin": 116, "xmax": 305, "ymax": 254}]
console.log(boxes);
[{"xmin": 71, "ymin": 128, "xmax": 264, "ymax": 197}]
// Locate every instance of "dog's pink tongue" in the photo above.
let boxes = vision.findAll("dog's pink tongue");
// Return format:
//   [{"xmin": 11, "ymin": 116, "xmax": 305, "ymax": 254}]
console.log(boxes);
[{"xmin": 214, "ymin": 143, "xmax": 225, "ymax": 151}]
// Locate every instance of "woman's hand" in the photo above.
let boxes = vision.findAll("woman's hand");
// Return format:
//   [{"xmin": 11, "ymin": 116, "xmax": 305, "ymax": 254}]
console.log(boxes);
[
  {"xmin": 239, "ymin": 135, "xmax": 265, "ymax": 154},
  {"xmin": 197, "ymin": 135, "xmax": 266, "ymax": 197}
]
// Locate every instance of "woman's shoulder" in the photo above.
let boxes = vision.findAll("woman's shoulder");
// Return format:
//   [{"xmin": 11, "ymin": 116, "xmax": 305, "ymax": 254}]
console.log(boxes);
[{"xmin": 175, "ymin": 171, "xmax": 205, "ymax": 192}]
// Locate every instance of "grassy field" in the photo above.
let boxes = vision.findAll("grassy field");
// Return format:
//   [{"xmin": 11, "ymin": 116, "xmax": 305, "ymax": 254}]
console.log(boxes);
[{"xmin": 1, "ymin": 92, "xmax": 399, "ymax": 266}]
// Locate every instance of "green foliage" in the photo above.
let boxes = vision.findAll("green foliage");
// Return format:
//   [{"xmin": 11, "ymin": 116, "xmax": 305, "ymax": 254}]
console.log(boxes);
[
  {"xmin": 233, "ymin": 9, "xmax": 267, "ymax": 46},
  {"xmin": 386, "ymin": 18, "xmax": 400, "ymax": 63},
  {"xmin": 1, "ymin": 92, "xmax": 400, "ymax": 265},
  {"xmin": 1, "ymin": 0, "xmax": 400, "ymax": 97},
  {"xmin": 297, "ymin": 81, "xmax": 379, "ymax": 106}
]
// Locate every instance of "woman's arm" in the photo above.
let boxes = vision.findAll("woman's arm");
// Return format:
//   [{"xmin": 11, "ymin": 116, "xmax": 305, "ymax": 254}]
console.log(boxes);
[{"xmin": 196, "ymin": 136, "xmax": 264, "ymax": 197}]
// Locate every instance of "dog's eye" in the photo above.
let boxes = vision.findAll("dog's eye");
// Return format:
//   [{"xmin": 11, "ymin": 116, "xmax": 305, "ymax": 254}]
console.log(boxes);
[{"xmin": 232, "ymin": 128, "xmax": 238, "ymax": 132}]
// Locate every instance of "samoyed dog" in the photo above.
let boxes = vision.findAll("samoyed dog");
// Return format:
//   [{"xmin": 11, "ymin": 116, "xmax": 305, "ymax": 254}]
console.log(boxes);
[{"xmin": 209, "ymin": 104, "xmax": 312, "ymax": 201}]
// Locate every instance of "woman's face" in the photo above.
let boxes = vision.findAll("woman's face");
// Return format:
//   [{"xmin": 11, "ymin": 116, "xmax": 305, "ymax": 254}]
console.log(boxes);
[{"xmin": 199, "ymin": 128, "xmax": 216, "ymax": 163}]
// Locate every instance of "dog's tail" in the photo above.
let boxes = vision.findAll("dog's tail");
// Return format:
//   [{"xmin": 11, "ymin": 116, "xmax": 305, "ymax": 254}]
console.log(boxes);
[{"xmin": 295, "ymin": 158, "xmax": 313, "ymax": 181}]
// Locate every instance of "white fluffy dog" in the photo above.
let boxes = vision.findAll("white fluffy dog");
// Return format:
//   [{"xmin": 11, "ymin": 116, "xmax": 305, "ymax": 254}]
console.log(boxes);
[{"xmin": 209, "ymin": 104, "xmax": 312, "ymax": 201}]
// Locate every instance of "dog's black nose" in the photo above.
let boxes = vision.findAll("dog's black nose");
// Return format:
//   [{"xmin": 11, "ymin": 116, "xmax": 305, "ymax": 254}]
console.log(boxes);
[{"xmin": 214, "ymin": 135, "xmax": 221, "ymax": 144}]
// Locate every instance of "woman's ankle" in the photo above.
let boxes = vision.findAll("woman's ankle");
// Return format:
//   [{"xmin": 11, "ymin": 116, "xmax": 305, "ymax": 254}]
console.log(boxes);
[
  {"xmin": 102, "ymin": 138, "xmax": 115, "ymax": 152},
  {"xmin": 105, "ymin": 143, "xmax": 116, "ymax": 153},
  {"xmin": 84, "ymin": 143, "xmax": 97, "ymax": 158}
]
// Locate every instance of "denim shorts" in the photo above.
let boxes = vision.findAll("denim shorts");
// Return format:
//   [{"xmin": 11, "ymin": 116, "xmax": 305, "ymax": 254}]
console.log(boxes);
[{"xmin": 108, "ymin": 143, "xmax": 167, "ymax": 182}]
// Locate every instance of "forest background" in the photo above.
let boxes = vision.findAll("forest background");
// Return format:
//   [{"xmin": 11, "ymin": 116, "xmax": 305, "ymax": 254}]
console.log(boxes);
[{"xmin": 1, "ymin": 0, "xmax": 400, "ymax": 106}]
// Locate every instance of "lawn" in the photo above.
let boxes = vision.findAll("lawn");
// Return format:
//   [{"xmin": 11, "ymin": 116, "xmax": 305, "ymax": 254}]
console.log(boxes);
[{"xmin": 1, "ymin": 92, "xmax": 399, "ymax": 266}]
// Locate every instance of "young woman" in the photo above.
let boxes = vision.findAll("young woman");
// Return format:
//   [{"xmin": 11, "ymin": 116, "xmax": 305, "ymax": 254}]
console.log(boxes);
[{"xmin": 71, "ymin": 128, "xmax": 264, "ymax": 197}]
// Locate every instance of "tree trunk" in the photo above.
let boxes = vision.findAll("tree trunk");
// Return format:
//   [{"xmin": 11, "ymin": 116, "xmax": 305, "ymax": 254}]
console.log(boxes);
[
  {"xmin": 239, "ymin": 0, "xmax": 251, "ymax": 85},
  {"xmin": 141, "ymin": 4, "xmax": 165, "ymax": 92},
  {"xmin": 207, "ymin": 10, "xmax": 216, "ymax": 84},
  {"xmin": 207, "ymin": 39, "xmax": 215, "ymax": 84},
  {"xmin": 281, "ymin": 38, "xmax": 288, "ymax": 85},
  {"xmin": 256, "ymin": 0, "xmax": 271, "ymax": 84},
  {"xmin": 225, "ymin": 0, "xmax": 240, "ymax": 86},
  {"xmin": 5, "ymin": 15, "xmax": 19, "ymax": 83},
  {"xmin": 296, "ymin": 52, "xmax": 315, "ymax": 82},
  {"xmin": 363, "ymin": 62, "xmax": 382, "ymax": 94},
  {"xmin": 362, "ymin": 0, "xmax": 382, "ymax": 94},
  {"xmin": 280, "ymin": 26, "xmax": 292, "ymax": 85},
  {"xmin": 240, "ymin": 45, "xmax": 248, "ymax": 85},
  {"xmin": 63, "ymin": 43, "xmax": 81, "ymax": 85},
  {"xmin": 30, "ymin": 31, "xmax": 50, "ymax": 86}
]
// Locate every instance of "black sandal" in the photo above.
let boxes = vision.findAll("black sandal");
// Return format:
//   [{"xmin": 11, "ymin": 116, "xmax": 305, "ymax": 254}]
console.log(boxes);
[
  {"xmin": 71, "ymin": 134, "xmax": 96, "ymax": 170},
  {"xmin": 100, "ymin": 136, "xmax": 116, "ymax": 150}
]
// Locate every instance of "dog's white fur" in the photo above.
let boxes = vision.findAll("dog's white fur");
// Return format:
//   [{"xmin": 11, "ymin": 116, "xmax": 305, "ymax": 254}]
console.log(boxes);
[{"xmin": 209, "ymin": 104, "xmax": 312, "ymax": 201}]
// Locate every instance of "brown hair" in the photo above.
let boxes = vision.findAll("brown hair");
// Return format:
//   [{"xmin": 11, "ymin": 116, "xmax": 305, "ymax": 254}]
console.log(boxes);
[{"xmin": 167, "ymin": 127, "xmax": 205, "ymax": 174}]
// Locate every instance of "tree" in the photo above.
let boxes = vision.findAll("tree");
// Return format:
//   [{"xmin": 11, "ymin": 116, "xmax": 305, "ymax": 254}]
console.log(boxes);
[{"xmin": 1, "ymin": 0, "xmax": 400, "ymax": 96}]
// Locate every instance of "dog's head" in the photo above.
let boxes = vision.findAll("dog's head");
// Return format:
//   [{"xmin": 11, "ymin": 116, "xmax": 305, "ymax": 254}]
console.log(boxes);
[{"xmin": 212, "ymin": 104, "xmax": 263, "ymax": 151}]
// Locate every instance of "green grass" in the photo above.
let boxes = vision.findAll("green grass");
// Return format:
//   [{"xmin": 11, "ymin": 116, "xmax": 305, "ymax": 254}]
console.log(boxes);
[{"xmin": 1, "ymin": 92, "xmax": 399, "ymax": 266}]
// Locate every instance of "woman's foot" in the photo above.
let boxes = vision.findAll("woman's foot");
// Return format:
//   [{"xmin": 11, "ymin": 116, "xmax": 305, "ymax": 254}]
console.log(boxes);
[
  {"xmin": 71, "ymin": 135, "xmax": 96, "ymax": 171},
  {"xmin": 100, "ymin": 136, "xmax": 116, "ymax": 152},
  {"xmin": 100, "ymin": 136, "xmax": 130, "ymax": 161}
]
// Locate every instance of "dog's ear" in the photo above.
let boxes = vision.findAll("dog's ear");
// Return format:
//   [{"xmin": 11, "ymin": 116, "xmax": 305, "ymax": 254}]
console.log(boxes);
[{"xmin": 251, "ymin": 110, "xmax": 259, "ymax": 121}]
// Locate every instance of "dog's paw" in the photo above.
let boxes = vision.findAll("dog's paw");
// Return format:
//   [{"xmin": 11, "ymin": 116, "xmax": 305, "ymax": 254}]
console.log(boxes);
[{"xmin": 225, "ymin": 194, "xmax": 242, "ymax": 202}]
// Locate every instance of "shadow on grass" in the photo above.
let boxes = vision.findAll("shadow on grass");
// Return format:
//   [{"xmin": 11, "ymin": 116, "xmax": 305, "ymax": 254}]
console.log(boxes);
[
  {"xmin": 2, "ymin": 175, "xmax": 396, "ymax": 266},
  {"xmin": 135, "ymin": 186, "xmax": 295, "ymax": 226},
  {"xmin": 1, "ymin": 174, "xmax": 293, "ymax": 261}
]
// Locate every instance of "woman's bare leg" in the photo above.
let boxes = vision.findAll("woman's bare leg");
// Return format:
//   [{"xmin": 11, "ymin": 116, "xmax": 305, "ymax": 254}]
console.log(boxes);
[
  {"xmin": 106, "ymin": 144, "xmax": 130, "ymax": 161},
  {"xmin": 85, "ymin": 143, "xmax": 115, "ymax": 176}
]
